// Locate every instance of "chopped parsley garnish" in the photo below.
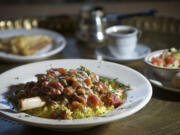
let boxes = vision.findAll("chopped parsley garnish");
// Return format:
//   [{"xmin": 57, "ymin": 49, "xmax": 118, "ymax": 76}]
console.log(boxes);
[
  {"xmin": 25, "ymin": 114, "xmax": 30, "ymax": 117},
  {"xmin": 15, "ymin": 77, "xmax": 19, "ymax": 80},
  {"xmin": 100, "ymin": 77, "xmax": 108, "ymax": 83},
  {"xmin": 7, "ymin": 95, "xmax": 12, "ymax": 100},
  {"xmin": 80, "ymin": 65, "xmax": 86, "ymax": 70},
  {"xmin": 109, "ymin": 79, "xmax": 114, "ymax": 83},
  {"xmin": 118, "ymin": 83, "xmax": 125, "ymax": 88},
  {"xmin": 85, "ymin": 70, "xmax": 90, "ymax": 75}
]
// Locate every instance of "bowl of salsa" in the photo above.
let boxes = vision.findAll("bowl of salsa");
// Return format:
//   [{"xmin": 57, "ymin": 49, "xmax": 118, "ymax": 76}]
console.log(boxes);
[{"xmin": 144, "ymin": 48, "xmax": 180, "ymax": 83}]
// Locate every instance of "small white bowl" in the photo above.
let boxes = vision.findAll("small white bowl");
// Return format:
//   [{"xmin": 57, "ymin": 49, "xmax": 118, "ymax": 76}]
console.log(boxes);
[{"xmin": 144, "ymin": 49, "xmax": 180, "ymax": 81}]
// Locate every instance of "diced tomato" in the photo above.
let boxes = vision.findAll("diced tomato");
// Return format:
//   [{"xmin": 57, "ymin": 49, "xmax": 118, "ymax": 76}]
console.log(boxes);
[
  {"xmin": 152, "ymin": 58, "xmax": 165, "ymax": 66},
  {"xmin": 47, "ymin": 87, "xmax": 61, "ymax": 96},
  {"xmin": 165, "ymin": 56, "xmax": 175, "ymax": 65},
  {"xmin": 95, "ymin": 82, "xmax": 101, "ymax": 86},
  {"xmin": 65, "ymin": 76, "xmax": 71, "ymax": 81},
  {"xmin": 51, "ymin": 109, "xmax": 70, "ymax": 120},
  {"xmin": 88, "ymin": 95, "xmax": 102, "ymax": 107},
  {"xmin": 64, "ymin": 86, "xmax": 75, "ymax": 96},
  {"xmin": 76, "ymin": 86, "xmax": 83, "ymax": 89},
  {"xmin": 75, "ymin": 95, "xmax": 86, "ymax": 105},
  {"xmin": 51, "ymin": 109, "xmax": 59, "ymax": 119},
  {"xmin": 71, "ymin": 77, "xmax": 77, "ymax": 82},
  {"xmin": 65, "ymin": 76, "xmax": 77, "ymax": 82},
  {"xmin": 101, "ymin": 84, "xmax": 108, "ymax": 90},
  {"xmin": 49, "ymin": 82, "xmax": 64, "ymax": 91},
  {"xmin": 72, "ymin": 81, "xmax": 81, "ymax": 88},
  {"xmin": 85, "ymin": 78, "xmax": 91, "ymax": 86},
  {"xmin": 95, "ymin": 82, "xmax": 107, "ymax": 90},
  {"xmin": 109, "ymin": 94, "xmax": 123, "ymax": 108},
  {"xmin": 55, "ymin": 68, "xmax": 67, "ymax": 74},
  {"xmin": 71, "ymin": 101, "xmax": 82, "ymax": 109}
]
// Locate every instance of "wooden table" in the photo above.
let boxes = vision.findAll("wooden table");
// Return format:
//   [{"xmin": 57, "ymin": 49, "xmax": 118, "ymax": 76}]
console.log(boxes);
[{"xmin": 0, "ymin": 5, "xmax": 180, "ymax": 135}]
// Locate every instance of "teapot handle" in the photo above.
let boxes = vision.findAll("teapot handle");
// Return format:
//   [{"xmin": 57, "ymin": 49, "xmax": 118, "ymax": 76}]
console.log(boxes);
[{"xmin": 105, "ymin": 9, "xmax": 158, "ymax": 22}]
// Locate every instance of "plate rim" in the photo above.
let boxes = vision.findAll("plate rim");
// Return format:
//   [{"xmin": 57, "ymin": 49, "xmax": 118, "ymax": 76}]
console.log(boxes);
[
  {"xmin": 0, "ymin": 28, "xmax": 66, "ymax": 62},
  {"xmin": 0, "ymin": 59, "xmax": 152, "ymax": 128}
]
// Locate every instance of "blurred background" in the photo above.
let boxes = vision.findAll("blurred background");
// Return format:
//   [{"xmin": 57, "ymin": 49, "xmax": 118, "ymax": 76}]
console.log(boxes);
[{"xmin": 0, "ymin": 0, "xmax": 180, "ymax": 19}]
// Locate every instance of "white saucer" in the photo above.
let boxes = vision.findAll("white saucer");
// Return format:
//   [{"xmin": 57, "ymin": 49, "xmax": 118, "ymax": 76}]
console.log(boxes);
[
  {"xmin": 95, "ymin": 43, "xmax": 151, "ymax": 62},
  {"xmin": 144, "ymin": 68, "xmax": 180, "ymax": 93}
]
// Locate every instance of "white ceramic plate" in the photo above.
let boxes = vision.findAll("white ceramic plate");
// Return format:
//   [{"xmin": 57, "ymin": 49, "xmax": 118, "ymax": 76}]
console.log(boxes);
[
  {"xmin": 0, "ymin": 28, "xmax": 66, "ymax": 62},
  {"xmin": 95, "ymin": 43, "xmax": 151, "ymax": 63},
  {"xmin": 0, "ymin": 59, "xmax": 152, "ymax": 131}
]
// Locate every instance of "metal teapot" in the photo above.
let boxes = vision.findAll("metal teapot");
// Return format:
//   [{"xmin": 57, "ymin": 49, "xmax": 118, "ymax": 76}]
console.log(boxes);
[
  {"xmin": 77, "ymin": 6, "xmax": 157, "ymax": 47},
  {"xmin": 77, "ymin": 6, "xmax": 107, "ymax": 45}
]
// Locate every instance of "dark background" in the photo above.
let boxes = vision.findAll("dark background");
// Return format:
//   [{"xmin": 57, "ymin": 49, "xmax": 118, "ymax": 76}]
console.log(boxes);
[
  {"xmin": 0, "ymin": 0, "xmax": 179, "ymax": 19},
  {"xmin": 0, "ymin": 0, "xmax": 180, "ymax": 4}
]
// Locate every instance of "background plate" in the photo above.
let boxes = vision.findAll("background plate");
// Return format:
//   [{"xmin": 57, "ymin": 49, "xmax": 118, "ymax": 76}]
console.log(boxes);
[{"xmin": 0, "ymin": 28, "xmax": 66, "ymax": 62}]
